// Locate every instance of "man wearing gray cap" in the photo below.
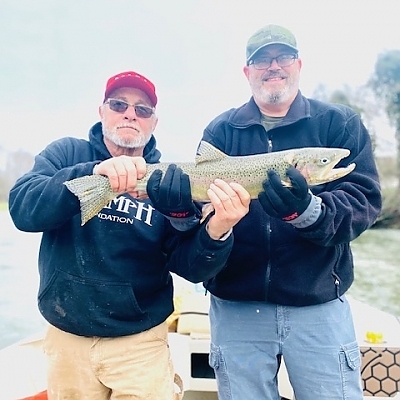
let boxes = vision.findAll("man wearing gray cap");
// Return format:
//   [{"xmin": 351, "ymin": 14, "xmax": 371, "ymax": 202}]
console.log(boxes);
[{"xmin": 197, "ymin": 24, "xmax": 381, "ymax": 399}]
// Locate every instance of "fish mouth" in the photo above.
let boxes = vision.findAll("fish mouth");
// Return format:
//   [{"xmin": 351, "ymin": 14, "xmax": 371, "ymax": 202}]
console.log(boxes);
[
  {"xmin": 324, "ymin": 163, "xmax": 356, "ymax": 181},
  {"xmin": 307, "ymin": 162, "xmax": 356, "ymax": 186}
]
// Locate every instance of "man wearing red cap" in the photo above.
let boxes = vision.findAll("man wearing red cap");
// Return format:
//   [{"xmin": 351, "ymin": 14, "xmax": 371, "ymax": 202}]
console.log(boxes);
[
  {"xmin": 8, "ymin": 70, "xmax": 250, "ymax": 399},
  {"xmin": 197, "ymin": 24, "xmax": 381, "ymax": 399}
]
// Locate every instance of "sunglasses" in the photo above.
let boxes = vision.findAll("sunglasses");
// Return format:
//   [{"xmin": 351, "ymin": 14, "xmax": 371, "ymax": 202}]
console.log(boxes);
[{"xmin": 105, "ymin": 99, "xmax": 155, "ymax": 118}]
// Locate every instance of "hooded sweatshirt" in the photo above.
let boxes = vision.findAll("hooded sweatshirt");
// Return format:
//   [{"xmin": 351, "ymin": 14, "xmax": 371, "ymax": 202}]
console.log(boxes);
[{"xmin": 8, "ymin": 122, "xmax": 233, "ymax": 336}]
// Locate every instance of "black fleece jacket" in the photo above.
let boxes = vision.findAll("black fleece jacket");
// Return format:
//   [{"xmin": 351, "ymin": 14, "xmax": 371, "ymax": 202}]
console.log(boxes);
[
  {"xmin": 202, "ymin": 92, "xmax": 382, "ymax": 306},
  {"xmin": 8, "ymin": 122, "xmax": 233, "ymax": 337}
]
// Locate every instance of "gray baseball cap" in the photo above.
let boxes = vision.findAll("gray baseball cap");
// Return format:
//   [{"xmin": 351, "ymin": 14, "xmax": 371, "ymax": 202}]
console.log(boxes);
[{"xmin": 246, "ymin": 24, "xmax": 298, "ymax": 64}]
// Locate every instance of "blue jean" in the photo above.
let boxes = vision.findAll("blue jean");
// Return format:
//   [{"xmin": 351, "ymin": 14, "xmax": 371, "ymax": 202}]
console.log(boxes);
[{"xmin": 209, "ymin": 294, "xmax": 363, "ymax": 400}]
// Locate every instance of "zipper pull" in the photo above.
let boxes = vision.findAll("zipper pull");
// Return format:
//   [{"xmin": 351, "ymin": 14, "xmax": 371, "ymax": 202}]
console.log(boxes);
[{"xmin": 334, "ymin": 277, "xmax": 343, "ymax": 302}]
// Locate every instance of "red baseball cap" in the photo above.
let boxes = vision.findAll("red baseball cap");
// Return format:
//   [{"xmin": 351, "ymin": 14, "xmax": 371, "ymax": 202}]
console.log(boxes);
[{"xmin": 103, "ymin": 71, "xmax": 158, "ymax": 106}]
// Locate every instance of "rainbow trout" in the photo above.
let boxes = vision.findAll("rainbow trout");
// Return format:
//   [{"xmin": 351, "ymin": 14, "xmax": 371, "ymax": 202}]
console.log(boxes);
[{"xmin": 64, "ymin": 141, "xmax": 355, "ymax": 225}]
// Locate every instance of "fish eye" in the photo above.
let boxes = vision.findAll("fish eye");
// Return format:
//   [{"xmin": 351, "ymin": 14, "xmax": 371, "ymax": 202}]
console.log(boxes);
[{"xmin": 320, "ymin": 157, "xmax": 330, "ymax": 165}]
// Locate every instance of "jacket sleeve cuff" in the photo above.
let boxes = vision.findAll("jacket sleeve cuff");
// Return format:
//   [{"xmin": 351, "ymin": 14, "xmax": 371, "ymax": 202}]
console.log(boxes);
[
  {"xmin": 287, "ymin": 193, "xmax": 322, "ymax": 229},
  {"xmin": 205, "ymin": 224, "xmax": 233, "ymax": 241},
  {"xmin": 168, "ymin": 215, "xmax": 200, "ymax": 231}
]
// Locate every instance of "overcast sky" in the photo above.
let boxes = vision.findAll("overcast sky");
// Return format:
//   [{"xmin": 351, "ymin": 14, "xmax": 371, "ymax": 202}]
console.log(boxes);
[{"xmin": 1, "ymin": 0, "xmax": 400, "ymax": 161}]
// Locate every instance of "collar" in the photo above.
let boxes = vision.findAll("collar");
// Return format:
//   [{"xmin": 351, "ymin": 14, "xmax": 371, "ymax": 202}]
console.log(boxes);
[{"xmin": 228, "ymin": 91, "xmax": 311, "ymax": 129}]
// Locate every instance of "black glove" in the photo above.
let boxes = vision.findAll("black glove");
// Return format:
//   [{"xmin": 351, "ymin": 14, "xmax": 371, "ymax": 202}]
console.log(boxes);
[
  {"xmin": 258, "ymin": 166, "xmax": 312, "ymax": 222},
  {"xmin": 146, "ymin": 164, "xmax": 199, "ymax": 230}
]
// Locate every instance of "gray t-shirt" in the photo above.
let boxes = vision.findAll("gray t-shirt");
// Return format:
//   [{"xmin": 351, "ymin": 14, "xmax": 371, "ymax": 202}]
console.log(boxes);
[{"xmin": 261, "ymin": 114, "xmax": 283, "ymax": 132}]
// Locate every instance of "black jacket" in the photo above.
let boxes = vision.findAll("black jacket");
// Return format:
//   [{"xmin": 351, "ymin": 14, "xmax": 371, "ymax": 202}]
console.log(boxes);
[
  {"xmin": 202, "ymin": 92, "xmax": 382, "ymax": 306},
  {"xmin": 8, "ymin": 122, "xmax": 233, "ymax": 336}
]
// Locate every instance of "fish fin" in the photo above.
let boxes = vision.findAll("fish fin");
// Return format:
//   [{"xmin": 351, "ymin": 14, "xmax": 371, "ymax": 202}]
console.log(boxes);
[
  {"xmin": 279, "ymin": 152, "xmax": 296, "ymax": 187},
  {"xmin": 194, "ymin": 141, "xmax": 228, "ymax": 165},
  {"xmin": 64, "ymin": 175, "xmax": 116, "ymax": 225}
]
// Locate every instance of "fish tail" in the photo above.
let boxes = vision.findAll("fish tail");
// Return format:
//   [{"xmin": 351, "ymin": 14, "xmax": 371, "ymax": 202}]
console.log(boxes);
[{"xmin": 64, "ymin": 175, "xmax": 114, "ymax": 225}]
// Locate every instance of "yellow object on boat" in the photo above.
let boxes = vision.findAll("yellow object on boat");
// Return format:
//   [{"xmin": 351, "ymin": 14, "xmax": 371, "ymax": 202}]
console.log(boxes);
[{"xmin": 365, "ymin": 331, "xmax": 384, "ymax": 344}]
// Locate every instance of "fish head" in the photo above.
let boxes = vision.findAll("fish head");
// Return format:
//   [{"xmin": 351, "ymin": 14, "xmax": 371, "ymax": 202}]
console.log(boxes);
[{"xmin": 284, "ymin": 147, "xmax": 356, "ymax": 186}]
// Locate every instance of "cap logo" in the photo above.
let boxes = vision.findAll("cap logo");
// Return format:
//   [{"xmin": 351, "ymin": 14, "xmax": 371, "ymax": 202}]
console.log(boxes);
[
  {"xmin": 246, "ymin": 24, "xmax": 298, "ymax": 63},
  {"xmin": 113, "ymin": 72, "xmax": 149, "ymax": 83}
]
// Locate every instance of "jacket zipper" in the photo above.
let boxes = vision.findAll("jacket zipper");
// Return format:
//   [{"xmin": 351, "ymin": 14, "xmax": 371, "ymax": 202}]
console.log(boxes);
[
  {"xmin": 264, "ymin": 137, "xmax": 273, "ymax": 301},
  {"xmin": 264, "ymin": 219, "xmax": 272, "ymax": 301},
  {"xmin": 332, "ymin": 272, "xmax": 344, "ymax": 302}
]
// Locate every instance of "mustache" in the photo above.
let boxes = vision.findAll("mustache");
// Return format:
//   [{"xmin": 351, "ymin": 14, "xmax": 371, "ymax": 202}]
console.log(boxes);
[
  {"xmin": 262, "ymin": 72, "xmax": 287, "ymax": 80},
  {"xmin": 116, "ymin": 123, "xmax": 139, "ymax": 131}
]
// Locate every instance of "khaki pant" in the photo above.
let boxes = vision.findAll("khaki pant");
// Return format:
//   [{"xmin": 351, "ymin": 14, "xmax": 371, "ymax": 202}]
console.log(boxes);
[{"xmin": 43, "ymin": 322, "xmax": 183, "ymax": 400}]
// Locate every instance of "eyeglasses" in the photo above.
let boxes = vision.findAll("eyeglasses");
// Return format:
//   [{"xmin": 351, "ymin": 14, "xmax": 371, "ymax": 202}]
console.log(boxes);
[
  {"xmin": 105, "ymin": 99, "xmax": 155, "ymax": 118},
  {"xmin": 248, "ymin": 54, "xmax": 298, "ymax": 70}
]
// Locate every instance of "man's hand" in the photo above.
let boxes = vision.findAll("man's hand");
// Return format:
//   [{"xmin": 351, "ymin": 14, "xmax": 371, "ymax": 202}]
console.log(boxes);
[
  {"xmin": 93, "ymin": 156, "xmax": 146, "ymax": 196},
  {"xmin": 205, "ymin": 179, "xmax": 250, "ymax": 240},
  {"xmin": 258, "ymin": 166, "xmax": 312, "ymax": 221},
  {"xmin": 146, "ymin": 164, "xmax": 198, "ymax": 229}
]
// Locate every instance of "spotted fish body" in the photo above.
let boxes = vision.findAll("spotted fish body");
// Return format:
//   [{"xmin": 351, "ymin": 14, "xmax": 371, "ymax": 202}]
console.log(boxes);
[{"xmin": 64, "ymin": 141, "xmax": 355, "ymax": 225}]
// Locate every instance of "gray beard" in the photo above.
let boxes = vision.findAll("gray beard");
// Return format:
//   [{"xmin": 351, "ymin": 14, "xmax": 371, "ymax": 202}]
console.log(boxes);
[
  {"xmin": 102, "ymin": 124, "xmax": 149, "ymax": 149},
  {"xmin": 249, "ymin": 71, "xmax": 299, "ymax": 105},
  {"xmin": 251, "ymin": 82, "xmax": 292, "ymax": 105},
  {"xmin": 267, "ymin": 92, "xmax": 284, "ymax": 104}
]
